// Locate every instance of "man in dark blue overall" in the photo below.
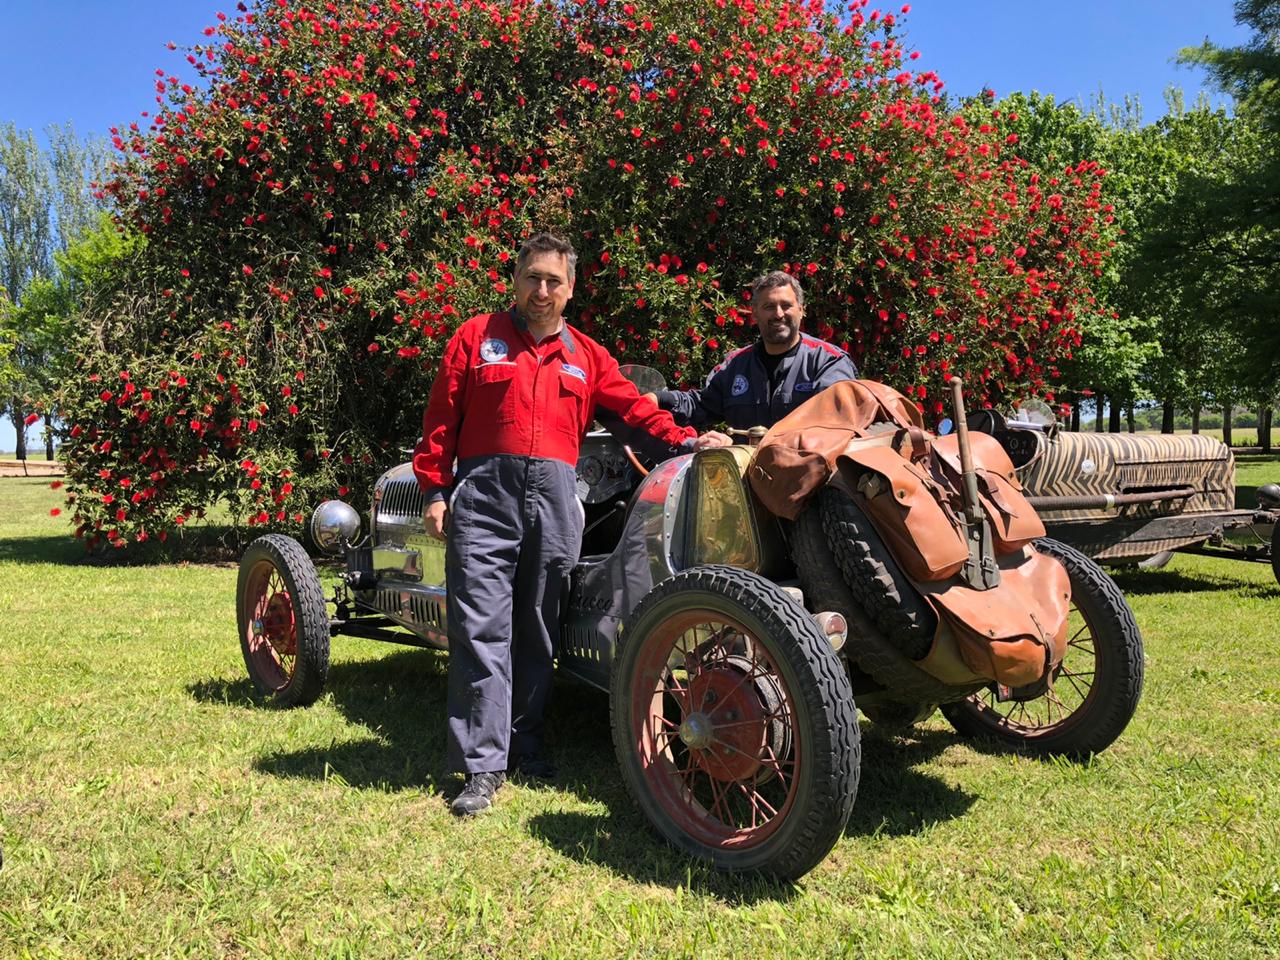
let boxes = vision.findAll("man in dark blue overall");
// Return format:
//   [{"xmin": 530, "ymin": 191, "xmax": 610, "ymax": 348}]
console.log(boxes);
[
  {"xmin": 413, "ymin": 233, "xmax": 730, "ymax": 816},
  {"xmin": 647, "ymin": 271, "xmax": 858, "ymax": 430}
]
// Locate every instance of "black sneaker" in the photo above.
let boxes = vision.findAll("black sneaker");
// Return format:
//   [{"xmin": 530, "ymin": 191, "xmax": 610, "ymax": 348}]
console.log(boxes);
[
  {"xmin": 508, "ymin": 753, "xmax": 557, "ymax": 782},
  {"xmin": 450, "ymin": 772, "xmax": 505, "ymax": 817}
]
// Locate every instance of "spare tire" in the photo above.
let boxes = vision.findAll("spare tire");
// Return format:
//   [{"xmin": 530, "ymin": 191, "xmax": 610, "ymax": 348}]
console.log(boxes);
[
  {"xmin": 787, "ymin": 506, "xmax": 972, "ymax": 707},
  {"xmin": 817, "ymin": 487, "xmax": 936, "ymax": 660}
]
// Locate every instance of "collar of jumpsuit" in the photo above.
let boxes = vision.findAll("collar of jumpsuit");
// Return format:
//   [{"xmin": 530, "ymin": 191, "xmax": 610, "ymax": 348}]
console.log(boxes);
[{"xmin": 452, "ymin": 309, "xmax": 593, "ymax": 468}]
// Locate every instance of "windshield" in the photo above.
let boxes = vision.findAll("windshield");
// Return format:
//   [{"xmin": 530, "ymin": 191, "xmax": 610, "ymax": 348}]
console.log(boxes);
[{"xmin": 619, "ymin": 364, "xmax": 667, "ymax": 394}]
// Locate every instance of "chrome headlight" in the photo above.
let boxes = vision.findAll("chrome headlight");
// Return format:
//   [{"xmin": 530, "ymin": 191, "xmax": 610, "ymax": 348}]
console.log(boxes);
[{"xmin": 310, "ymin": 499, "xmax": 362, "ymax": 553}]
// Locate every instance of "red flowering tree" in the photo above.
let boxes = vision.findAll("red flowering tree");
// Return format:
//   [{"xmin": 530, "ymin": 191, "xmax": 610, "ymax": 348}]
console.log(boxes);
[{"xmin": 59, "ymin": 0, "xmax": 1114, "ymax": 548}]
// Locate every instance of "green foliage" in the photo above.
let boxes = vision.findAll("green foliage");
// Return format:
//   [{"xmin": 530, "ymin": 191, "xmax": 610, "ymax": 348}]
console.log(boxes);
[
  {"xmin": 63, "ymin": 0, "xmax": 1115, "ymax": 548},
  {"xmin": 1180, "ymin": 1, "xmax": 1280, "ymax": 134},
  {"xmin": 0, "ymin": 123, "xmax": 108, "ymax": 456},
  {"xmin": 0, "ymin": 123, "xmax": 52, "ymax": 305},
  {"xmin": 1172, "ymin": 2, "xmax": 1280, "ymax": 396}
]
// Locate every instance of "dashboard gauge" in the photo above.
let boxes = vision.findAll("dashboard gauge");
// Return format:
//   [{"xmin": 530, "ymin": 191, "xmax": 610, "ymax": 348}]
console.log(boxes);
[{"xmin": 578, "ymin": 455, "xmax": 604, "ymax": 486}]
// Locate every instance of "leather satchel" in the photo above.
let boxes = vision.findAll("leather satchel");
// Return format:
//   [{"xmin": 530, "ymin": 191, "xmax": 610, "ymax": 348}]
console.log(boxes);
[{"xmin": 749, "ymin": 379, "xmax": 1070, "ymax": 688}]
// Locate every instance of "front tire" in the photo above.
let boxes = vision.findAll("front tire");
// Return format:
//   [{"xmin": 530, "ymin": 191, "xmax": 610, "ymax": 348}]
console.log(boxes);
[
  {"xmin": 611, "ymin": 566, "xmax": 859, "ymax": 879},
  {"xmin": 236, "ymin": 535, "xmax": 330, "ymax": 707},
  {"xmin": 941, "ymin": 538, "xmax": 1143, "ymax": 758}
]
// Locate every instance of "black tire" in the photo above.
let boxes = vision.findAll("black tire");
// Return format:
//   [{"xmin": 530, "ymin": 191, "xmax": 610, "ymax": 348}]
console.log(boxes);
[
  {"xmin": 817, "ymin": 487, "xmax": 936, "ymax": 659},
  {"xmin": 236, "ymin": 534, "xmax": 331, "ymax": 707},
  {"xmin": 1270, "ymin": 537, "xmax": 1279, "ymax": 588},
  {"xmin": 610, "ymin": 565, "xmax": 859, "ymax": 879},
  {"xmin": 940, "ymin": 537, "xmax": 1143, "ymax": 758},
  {"xmin": 788, "ymin": 507, "xmax": 972, "ymax": 706}
]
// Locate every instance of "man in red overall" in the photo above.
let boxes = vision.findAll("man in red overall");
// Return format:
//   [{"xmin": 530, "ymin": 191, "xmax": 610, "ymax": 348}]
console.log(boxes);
[{"xmin": 413, "ymin": 233, "xmax": 729, "ymax": 815}]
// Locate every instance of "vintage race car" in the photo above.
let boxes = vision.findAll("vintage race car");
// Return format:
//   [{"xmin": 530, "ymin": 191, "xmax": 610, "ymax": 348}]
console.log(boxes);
[
  {"xmin": 236, "ymin": 370, "xmax": 1145, "ymax": 879},
  {"xmin": 967, "ymin": 405, "xmax": 1279, "ymax": 579}
]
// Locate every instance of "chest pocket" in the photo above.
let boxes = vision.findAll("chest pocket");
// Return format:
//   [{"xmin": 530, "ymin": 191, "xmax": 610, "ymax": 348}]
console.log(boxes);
[
  {"xmin": 472, "ymin": 362, "xmax": 517, "ymax": 424},
  {"xmin": 556, "ymin": 367, "xmax": 590, "ymax": 436}
]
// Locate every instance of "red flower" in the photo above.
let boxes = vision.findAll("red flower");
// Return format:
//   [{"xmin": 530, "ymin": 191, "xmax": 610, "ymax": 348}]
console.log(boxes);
[{"xmin": 23, "ymin": 413, "xmax": 39, "ymax": 426}]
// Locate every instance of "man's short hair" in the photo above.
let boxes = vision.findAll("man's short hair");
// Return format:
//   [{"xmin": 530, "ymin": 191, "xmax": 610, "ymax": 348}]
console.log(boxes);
[
  {"xmin": 515, "ymin": 232, "xmax": 577, "ymax": 277},
  {"xmin": 750, "ymin": 270, "xmax": 805, "ymax": 309}
]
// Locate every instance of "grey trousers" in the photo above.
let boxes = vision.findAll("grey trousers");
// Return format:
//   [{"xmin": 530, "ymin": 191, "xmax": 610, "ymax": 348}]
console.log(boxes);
[{"xmin": 444, "ymin": 455, "xmax": 583, "ymax": 774}]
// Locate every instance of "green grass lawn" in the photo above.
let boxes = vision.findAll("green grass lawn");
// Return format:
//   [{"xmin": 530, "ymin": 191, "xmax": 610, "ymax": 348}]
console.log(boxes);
[{"xmin": 2, "ymin": 468, "xmax": 1278, "ymax": 959}]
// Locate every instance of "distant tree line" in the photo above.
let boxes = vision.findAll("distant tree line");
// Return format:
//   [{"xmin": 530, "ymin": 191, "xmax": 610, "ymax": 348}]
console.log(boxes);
[
  {"xmin": 991, "ymin": 0, "xmax": 1278, "ymax": 449},
  {"xmin": 0, "ymin": 121, "xmax": 109, "ymax": 459}
]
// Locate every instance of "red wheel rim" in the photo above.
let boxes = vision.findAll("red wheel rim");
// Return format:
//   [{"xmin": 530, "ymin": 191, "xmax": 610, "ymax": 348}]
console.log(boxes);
[
  {"xmin": 965, "ymin": 598, "xmax": 1098, "ymax": 735},
  {"xmin": 629, "ymin": 609, "xmax": 803, "ymax": 850},
  {"xmin": 243, "ymin": 560, "xmax": 299, "ymax": 690}
]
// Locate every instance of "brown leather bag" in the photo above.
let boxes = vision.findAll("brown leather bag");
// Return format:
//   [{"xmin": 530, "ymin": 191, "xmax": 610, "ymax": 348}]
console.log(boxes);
[
  {"xmin": 749, "ymin": 378, "xmax": 1070, "ymax": 688},
  {"xmin": 748, "ymin": 380, "xmax": 924, "ymax": 520}
]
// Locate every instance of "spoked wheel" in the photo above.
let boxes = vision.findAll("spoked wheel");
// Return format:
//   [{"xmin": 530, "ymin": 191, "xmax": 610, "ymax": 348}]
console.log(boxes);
[
  {"xmin": 236, "ymin": 534, "xmax": 330, "ymax": 707},
  {"xmin": 941, "ymin": 538, "xmax": 1143, "ymax": 758},
  {"xmin": 611, "ymin": 566, "xmax": 859, "ymax": 879}
]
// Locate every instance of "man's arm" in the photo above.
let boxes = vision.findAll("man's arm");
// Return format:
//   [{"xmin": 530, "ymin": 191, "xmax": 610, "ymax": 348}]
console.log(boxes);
[
  {"xmin": 591, "ymin": 348, "xmax": 727, "ymax": 454},
  {"xmin": 651, "ymin": 355, "xmax": 739, "ymax": 428},
  {"xmin": 413, "ymin": 329, "xmax": 470, "ymax": 537},
  {"xmin": 813, "ymin": 348, "xmax": 859, "ymax": 387}
]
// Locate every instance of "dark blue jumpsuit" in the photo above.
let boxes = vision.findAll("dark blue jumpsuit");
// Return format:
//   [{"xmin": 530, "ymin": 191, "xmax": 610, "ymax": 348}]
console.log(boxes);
[{"xmin": 655, "ymin": 335, "xmax": 858, "ymax": 429}]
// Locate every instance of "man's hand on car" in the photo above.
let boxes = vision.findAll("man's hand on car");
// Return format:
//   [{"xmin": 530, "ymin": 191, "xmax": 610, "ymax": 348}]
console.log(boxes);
[
  {"xmin": 693, "ymin": 430, "xmax": 733, "ymax": 449},
  {"xmin": 425, "ymin": 500, "xmax": 449, "ymax": 541}
]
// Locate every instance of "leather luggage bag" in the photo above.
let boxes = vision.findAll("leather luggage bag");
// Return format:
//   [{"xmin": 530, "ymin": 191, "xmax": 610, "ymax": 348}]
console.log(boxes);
[{"xmin": 750, "ymin": 379, "xmax": 1069, "ymax": 688}]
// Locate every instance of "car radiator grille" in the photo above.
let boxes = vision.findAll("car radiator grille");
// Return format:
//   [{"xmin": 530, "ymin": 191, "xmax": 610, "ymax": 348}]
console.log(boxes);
[{"xmin": 379, "ymin": 477, "xmax": 425, "ymax": 522}]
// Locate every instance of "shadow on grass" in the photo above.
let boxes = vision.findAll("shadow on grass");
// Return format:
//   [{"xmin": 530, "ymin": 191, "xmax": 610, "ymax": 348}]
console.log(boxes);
[
  {"xmin": 1105, "ymin": 567, "xmax": 1245, "ymax": 596},
  {"xmin": 526, "ymin": 691, "xmax": 975, "ymax": 896},
  {"xmin": 198, "ymin": 646, "xmax": 978, "ymax": 895},
  {"xmin": 0, "ymin": 523, "xmax": 254, "ymax": 568},
  {"xmin": 237, "ymin": 648, "xmax": 455, "ymax": 795},
  {"xmin": 0, "ymin": 534, "xmax": 84, "ymax": 565},
  {"xmin": 188, "ymin": 676, "xmax": 260, "ymax": 704}
]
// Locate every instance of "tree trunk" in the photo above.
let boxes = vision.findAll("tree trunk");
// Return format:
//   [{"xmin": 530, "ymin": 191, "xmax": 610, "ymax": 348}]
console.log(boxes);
[
  {"xmin": 1191, "ymin": 407, "xmax": 1201, "ymax": 434},
  {"xmin": 1126, "ymin": 403, "xmax": 1136, "ymax": 434},
  {"xmin": 1109, "ymin": 399, "xmax": 1122, "ymax": 433},
  {"xmin": 1261, "ymin": 406, "xmax": 1273, "ymax": 454},
  {"xmin": 11, "ymin": 404, "xmax": 28, "ymax": 460},
  {"xmin": 1070, "ymin": 402, "xmax": 1080, "ymax": 432},
  {"xmin": 1161, "ymin": 399, "xmax": 1176, "ymax": 434},
  {"xmin": 1223, "ymin": 406, "xmax": 1233, "ymax": 446},
  {"xmin": 44, "ymin": 413, "xmax": 54, "ymax": 460},
  {"xmin": 1094, "ymin": 391, "xmax": 1105, "ymax": 432}
]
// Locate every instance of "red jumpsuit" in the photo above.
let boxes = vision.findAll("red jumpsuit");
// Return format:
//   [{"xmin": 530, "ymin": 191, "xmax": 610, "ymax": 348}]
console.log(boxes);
[{"xmin": 413, "ymin": 309, "xmax": 694, "ymax": 774}]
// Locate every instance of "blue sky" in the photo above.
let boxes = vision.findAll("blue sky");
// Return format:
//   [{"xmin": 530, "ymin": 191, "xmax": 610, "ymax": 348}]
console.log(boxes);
[{"xmin": 0, "ymin": 0, "xmax": 1252, "ymax": 450}]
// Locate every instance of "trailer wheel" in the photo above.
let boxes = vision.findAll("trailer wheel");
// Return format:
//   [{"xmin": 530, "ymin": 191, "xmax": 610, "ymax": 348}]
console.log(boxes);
[
  {"xmin": 236, "ymin": 535, "xmax": 330, "ymax": 707},
  {"xmin": 611, "ymin": 566, "xmax": 859, "ymax": 879},
  {"xmin": 941, "ymin": 538, "xmax": 1143, "ymax": 757}
]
